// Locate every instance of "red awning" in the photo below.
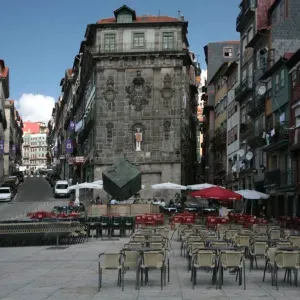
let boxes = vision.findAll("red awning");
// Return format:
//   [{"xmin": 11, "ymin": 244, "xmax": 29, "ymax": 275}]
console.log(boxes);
[{"xmin": 189, "ymin": 186, "xmax": 242, "ymax": 201}]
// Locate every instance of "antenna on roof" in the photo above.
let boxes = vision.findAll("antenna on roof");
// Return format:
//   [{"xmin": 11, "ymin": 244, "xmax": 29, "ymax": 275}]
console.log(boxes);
[{"xmin": 158, "ymin": 10, "xmax": 160, "ymax": 16}]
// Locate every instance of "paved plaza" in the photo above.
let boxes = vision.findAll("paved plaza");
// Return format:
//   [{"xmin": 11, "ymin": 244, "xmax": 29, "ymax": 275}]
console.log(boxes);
[{"xmin": 0, "ymin": 233, "xmax": 299, "ymax": 300}]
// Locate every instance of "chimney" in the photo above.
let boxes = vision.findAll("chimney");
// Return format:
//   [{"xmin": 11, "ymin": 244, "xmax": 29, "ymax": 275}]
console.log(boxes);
[{"xmin": 178, "ymin": 11, "xmax": 181, "ymax": 19}]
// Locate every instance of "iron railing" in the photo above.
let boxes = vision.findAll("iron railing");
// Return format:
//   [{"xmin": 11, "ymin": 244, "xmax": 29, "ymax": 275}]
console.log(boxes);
[
  {"xmin": 265, "ymin": 169, "xmax": 295, "ymax": 187},
  {"xmin": 235, "ymin": 77, "xmax": 253, "ymax": 102}
]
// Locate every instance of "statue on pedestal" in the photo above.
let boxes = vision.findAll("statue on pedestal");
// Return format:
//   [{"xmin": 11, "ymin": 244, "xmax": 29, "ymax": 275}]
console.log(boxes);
[{"xmin": 135, "ymin": 128, "xmax": 143, "ymax": 151}]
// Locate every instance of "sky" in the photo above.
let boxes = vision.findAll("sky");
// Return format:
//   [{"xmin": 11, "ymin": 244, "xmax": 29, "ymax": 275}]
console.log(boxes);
[{"xmin": 0, "ymin": 0, "xmax": 240, "ymax": 123}]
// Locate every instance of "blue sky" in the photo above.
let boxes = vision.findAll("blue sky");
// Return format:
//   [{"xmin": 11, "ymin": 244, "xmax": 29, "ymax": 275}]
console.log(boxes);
[{"xmin": 0, "ymin": 0, "xmax": 240, "ymax": 121}]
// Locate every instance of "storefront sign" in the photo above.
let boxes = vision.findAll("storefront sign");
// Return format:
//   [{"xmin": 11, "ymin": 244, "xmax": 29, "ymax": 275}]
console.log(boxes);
[{"xmin": 75, "ymin": 156, "xmax": 84, "ymax": 163}]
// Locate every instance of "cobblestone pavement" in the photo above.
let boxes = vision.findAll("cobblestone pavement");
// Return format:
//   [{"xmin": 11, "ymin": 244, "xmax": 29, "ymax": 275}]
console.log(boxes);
[{"xmin": 0, "ymin": 232, "xmax": 299, "ymax": 300}]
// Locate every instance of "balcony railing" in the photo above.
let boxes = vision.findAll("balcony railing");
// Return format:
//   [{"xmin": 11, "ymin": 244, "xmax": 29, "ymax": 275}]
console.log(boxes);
[
  {"xmin": 210, "ymin": 129, "xmax": 227, "ymax": 152},
  {"xmin": 290, "ymin": 127, "xmax": 300, "ymax": 151},
  {"xmin": 247, "ymin": 95, "xmax": 265, "ymax": 118},
  {"xmin": 97, "ymin": 42, "xmax": 182, "ymax": 54},
  {"xmin": 236, "ymin": 0, "xmax": 256, "ymax": 32},
  {"xmin": 261, "ymin": 122, "xmax": 289, "ymax": 152},
  {"xmin": 213, "ymin": 161, "xmax": 226, "ymax": 175},
  {"xmin": 240, "ymin": 120, "xmax": 253, "ymax": 141},
  {"xmin": 265, "ymin": 169, "xmax": 295, "ymax": 188},
  {"xmin": 235, "ymin": 77, "xmax": 253, "ymax": 103}
]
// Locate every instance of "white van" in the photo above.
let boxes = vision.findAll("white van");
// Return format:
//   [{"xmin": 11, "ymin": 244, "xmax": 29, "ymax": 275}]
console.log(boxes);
[{"xmin": 54, "ymin": 180, "xmax": 69, "ymax": 198}]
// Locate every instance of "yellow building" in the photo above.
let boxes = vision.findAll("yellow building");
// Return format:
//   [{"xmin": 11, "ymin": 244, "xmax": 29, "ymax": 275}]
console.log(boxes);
[{"xmin": 208, "ymin": 62, "xmax": 229, "ymax": 184}]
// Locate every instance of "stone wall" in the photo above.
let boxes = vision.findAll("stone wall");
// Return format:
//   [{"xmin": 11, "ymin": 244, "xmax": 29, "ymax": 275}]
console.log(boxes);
[{"xmin": 91, "ymin": 55, "xmax": 190, "ymax": 200}]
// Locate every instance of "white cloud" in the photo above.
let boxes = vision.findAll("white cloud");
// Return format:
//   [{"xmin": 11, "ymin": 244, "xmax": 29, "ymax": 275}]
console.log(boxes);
[
  {"xmin": 15, "ymin": 93, "xmax": 55, "ymax": 123},
  {"xmin": 201, "ymin": 69, "xmax": 207, "ymax": 87}
]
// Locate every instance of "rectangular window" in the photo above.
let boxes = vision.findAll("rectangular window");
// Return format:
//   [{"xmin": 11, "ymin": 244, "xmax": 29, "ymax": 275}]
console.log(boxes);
[
  {"xmin": 223, "ymin": 47, "xmax": 233, "ymax": 58},
  {"xmin": 162, "ymin": 32, "xmax": 174, "ymax": 50},
  {"xmin": 104, "ymin": 34, "xmax": 116, "ymax": 52},
  {"xmin": 280, "ymin": 1, "xmax": 285, "ymax": 21},
  {"xmin": 280, "ymin": 69, "xmax": 285, "ymax": 87},
  {"xmin": 275, "ymin": 73, "xmax": 280, "ymax": 91},
  {"xmin": 292, "ymin": 71, "xmax": 297, "ymax": 88},
  {"xmin": 133, "ymin": 33, "xmax": 145, "ymax": 48}
]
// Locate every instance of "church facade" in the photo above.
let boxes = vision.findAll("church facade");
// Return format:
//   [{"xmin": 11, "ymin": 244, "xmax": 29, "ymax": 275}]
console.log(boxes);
[{"xmin": 81, "ymin": 6, "xmax": 200, "ymax": 199}]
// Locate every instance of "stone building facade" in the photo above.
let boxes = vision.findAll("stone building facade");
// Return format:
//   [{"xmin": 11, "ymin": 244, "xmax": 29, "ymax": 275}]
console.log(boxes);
[{"xmin": 80, "ymin": 6, "xmax": 199, "ymax": 199}]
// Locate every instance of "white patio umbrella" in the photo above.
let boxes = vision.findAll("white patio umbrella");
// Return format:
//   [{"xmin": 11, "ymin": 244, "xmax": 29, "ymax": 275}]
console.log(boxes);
[
  {"xmin": 186, "ymin": 183, "xmax": 216, "ymax": 190},
  {"xmin": 235, "ymin": 189, "xmax": 269, "ymax": 200},
  {"xmin": 235, "ymin": 189, "xmax": 269, "ymax": 214},
  {"xmin": 92, "ymin": 180, "xmax": 103, "ymax": 185},
  {"xmin": 151, "ymin": 182, "xmax": 187, "ymax": 190},
  {"xmin": 68, "ymin": 182, "xmax": 103, "ymax": 206}
]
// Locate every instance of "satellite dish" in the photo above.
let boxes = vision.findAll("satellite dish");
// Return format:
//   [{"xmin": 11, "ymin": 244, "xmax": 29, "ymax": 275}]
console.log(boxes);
[
  {"xmin": 246, "ymin": 151, "xmax": 254, "ymax": 161},
  {"xmin": 237, "ymin": 149, "xmax": 245, "ymax": 157},
  {"xmin": 232, "ymin": 165, "xmax": 237, "ymax": 173},
  {"xmin": 257, "ymin": 85, "xmax": 266, "ymax": 96}
]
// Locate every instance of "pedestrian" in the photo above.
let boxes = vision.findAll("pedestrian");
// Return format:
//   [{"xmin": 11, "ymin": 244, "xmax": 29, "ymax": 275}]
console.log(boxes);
[{"xmin": 110, "ymin": 198, "xmax": 117, "ymax": 205}]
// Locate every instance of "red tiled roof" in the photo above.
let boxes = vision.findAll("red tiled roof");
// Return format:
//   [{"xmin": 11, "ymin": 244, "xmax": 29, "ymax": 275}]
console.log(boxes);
[
  {"xmin": 23, "ymin": 122, "xmax": 40, "ymax": 134},
  {"xmin": 98, "ymin": 16, "xmax": 180, "ymax": 24}
]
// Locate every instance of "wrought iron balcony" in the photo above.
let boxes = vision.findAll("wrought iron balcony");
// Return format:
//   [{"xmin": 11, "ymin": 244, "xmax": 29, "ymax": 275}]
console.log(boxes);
[
  {"xmin": 240, "ymin": 120, "xmax": 253, "ymax": 141},
  {"xmin": 265, "ymin": 169, "xmax": 295, "ymax": 189},
  {"xmin": 213, "ymin": 161, "xmax": 226, "ymax": 175},
  {"xmin": 97, "ymin": 42, "xmax": 182, "ymax": 54},
  {"xmin": 235, "ymin": 77, "xmax": 253, "ymax": 103},
  {"xmin": 210, "ymin": 128, "xmax": 227, "ymax": 152},
  {"xmin": 236, "ymin": 0, "xmax": 256, "ymax": 32},
  {"xmin": 290, "ymin": 127, "xmax": 300, "ymax": 152},
  {"xmin": 247, "ymin": 95, "xmax": 265, "ymax": 118},
  {"xmin": 261, "ymin": 122, "xmax": 289, "ymax": 152}
]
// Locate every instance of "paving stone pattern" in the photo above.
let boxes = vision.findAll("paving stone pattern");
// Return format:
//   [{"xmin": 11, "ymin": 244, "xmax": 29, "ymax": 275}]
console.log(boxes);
[{"xmin": 0, "ymin": 232, "xmax": 300, "ymax": 300}]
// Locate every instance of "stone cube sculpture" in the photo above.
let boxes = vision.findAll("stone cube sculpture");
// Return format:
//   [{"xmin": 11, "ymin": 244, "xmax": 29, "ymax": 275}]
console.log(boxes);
[{"xmin": 102, "ymin": 158, "xmax": 142, "ymax": 201}]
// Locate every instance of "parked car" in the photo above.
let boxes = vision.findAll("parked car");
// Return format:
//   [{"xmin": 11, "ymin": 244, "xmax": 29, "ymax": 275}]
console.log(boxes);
[
  {"xmin": 0, "ymin": 187, "xmax": 13, "ymax": 202},
  {"xmin": 50, "ymin": 175, "xmax": 61, "ymax": 187},
  {"xmin": 8, "ymin": 176, "xmax": 20, "ymax": 185},
  {"xmin": 54, "ymin": 180, "xmax": 69, "ymax": 198},
  {"xmin": 12, "ymin": 171, "xmax": 24, "ymax": 183},
  {"xmin": 1, "ymin": 181, "xmax": 17, "ymax": 195}
]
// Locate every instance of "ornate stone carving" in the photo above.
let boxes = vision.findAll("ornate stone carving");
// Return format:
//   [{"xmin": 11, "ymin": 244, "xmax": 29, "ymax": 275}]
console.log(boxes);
[
  {"xmin": 132, "ymin": 123, "xmax": 145, "ymax": 151},
  {"xmin": 126, "ymin": 70, "xmax": 151, "ymax": 112},
  {"xmin": 102, "ymin": 76, "xmax": 117, "ymax": 110},
  {"xmin": 160, "ymin": 74, "xmax": 174, "ymax": 107},
  {"xmin": 106, "ymin": 123, "xmax": 114, "ymax": 141},
  {"xmin": 163, "ymin": 120, "xmax": 171, "ymax": 140}
]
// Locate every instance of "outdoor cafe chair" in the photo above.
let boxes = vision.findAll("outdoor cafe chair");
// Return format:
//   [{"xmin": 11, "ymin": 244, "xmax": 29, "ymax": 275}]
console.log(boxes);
[
  {"xmin": 220, "ymin": 250, "xmax": 246, "ymax": 290},
  {"xmin": 235, "ymin": 235, "xmax": 251, "ymax": 256},
  {"xmin": 249, "ymin": 241, "xmax": 268, "ymax": 270},
  {"xmin": 191, "ymin": 250, "xmax": 217, "ymax": 289},
  {"xmin": 98, "ymin": 252, "xmax": 122, "ymax": 292},
  {"xmin": 269, "ymin": 229, "xmax": 282, "ymax": 240},
  {"xmin": 263, "ymin": 247, "xmax": 277, "ymax": 285},
  {"xmin": 121, "ymin": 249, "xmax": 140, "ymax": 291},
  {"xmin": 140, "ymin": 250, "xmax": 167, "ymax": 290},
  {"xmin": 289, "ymin": 235, "xmax": 300, "ymax": 247},
  {"xmin": 187, "ymin": 241, "xmax": 205, "ymax": 271},
  {"xmin": 224, "ymin": 229, "xmax": 238, "ymax": 243},
  {"xmin": 274, "ymin": 251, "xmax": 300, "ymax": 290},
  {"xmin": 182, "ymin": 235, "xmax": 202, "ymax": 256}
]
